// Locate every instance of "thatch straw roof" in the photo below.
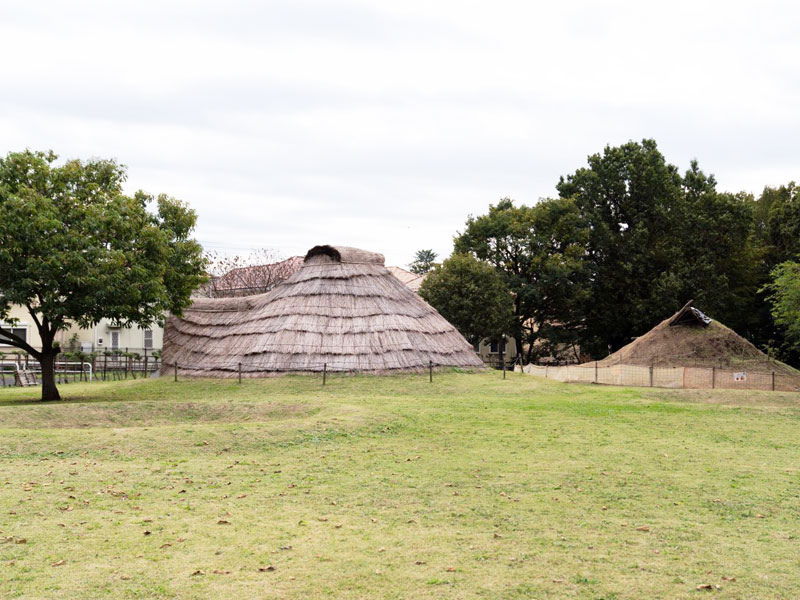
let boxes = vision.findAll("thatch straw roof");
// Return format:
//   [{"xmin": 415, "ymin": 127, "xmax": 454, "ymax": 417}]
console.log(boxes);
[
  {"xmin": 597, "ymin": 303, "xmax": 800, "ymax": 377},
  {"xmin": 162, "ymin": 245, "xmax": 483, "ymax": 376}
]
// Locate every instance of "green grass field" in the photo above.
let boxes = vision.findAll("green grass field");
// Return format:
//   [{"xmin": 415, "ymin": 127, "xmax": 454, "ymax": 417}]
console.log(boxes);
[{"xmin": 1, "ymin": 372, "xmax": 798, "ymax": 599}]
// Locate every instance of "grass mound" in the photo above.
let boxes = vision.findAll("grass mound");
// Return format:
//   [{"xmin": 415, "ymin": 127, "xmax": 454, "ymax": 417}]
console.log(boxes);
[{"xmin": 598, "ymin": 313, "xmax": 800, "ymax": 377}]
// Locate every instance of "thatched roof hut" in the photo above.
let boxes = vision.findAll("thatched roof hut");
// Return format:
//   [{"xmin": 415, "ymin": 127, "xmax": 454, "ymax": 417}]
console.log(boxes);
[{"xmin": 162, "ymin": 245, "xmax": 483, "ymax": 376}]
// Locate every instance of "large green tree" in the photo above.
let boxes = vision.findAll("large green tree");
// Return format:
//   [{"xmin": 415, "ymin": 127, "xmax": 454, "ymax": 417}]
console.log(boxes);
[
  {"xmin": 418, "ymin": 253, "xmax": 513, "ymax": 347},
  {"xmin": 763, "ymin": 261, "xmax": 800, "ymax": 355},
  {"xmin": 750, "ymin": 182, "xmax": 800, "ymax": 362},
  {"xmin": 0, "ymin": 150, "xmax": 207, "ymax": 400},
  {"xmin": 556, "ymin": 139, "xmax": 757, "ymax": 356},
  {"xmin": 453, "ymin": 197, "xmax": 589, "ymax": 361}
]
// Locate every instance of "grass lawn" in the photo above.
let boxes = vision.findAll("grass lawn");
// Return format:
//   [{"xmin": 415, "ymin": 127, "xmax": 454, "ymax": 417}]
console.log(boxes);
[{"xmin": 1, "ymin": 372, "xmax": 798, "ymax": 599}]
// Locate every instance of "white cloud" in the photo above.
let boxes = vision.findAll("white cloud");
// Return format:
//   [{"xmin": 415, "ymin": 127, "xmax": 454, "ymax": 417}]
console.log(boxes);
[{"xmin": 1, "ymin": 0, "xmax": 798, "ymax": 266}]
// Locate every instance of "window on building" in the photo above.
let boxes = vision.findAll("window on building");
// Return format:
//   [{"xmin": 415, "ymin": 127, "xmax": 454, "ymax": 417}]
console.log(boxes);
[
  {"xmin": 0, "ymin": 326, "xmax": 27, "ymax": 346},
  {"xmin": 110, "ymin": 331, "xmax": 120, "ymax": 350},
  {"xmin": 489, "ymin": 340, "xmax": 506, "ymax": 354},
  {"xmin": 143, "ymin": 329, "xmax": 153, "ymax": 350}
]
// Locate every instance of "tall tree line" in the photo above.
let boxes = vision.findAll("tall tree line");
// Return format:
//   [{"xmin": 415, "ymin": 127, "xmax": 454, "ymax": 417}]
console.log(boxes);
[{"xmin": 445, "ymin": 139, "xmax": 800, "ymax": 366}]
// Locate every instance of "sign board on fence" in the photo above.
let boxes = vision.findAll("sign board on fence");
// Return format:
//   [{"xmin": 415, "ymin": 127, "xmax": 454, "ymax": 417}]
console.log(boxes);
[{"xmin": 733, "ymin": 371, "xmax": 746, "ymax": 382}]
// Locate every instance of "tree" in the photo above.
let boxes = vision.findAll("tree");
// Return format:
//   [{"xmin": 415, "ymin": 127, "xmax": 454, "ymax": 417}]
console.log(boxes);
[
  {"xmin": 418, "ymin": 253, "xmax": 513, "ymax": 347},
  {"xmin": 0, "ymin": 150, "xmax": 207, "ymax": 400},
  {"xmin": 453, "ymin": 197, "xmax": 590, "ymax": 362},
  {"xmin": 763, "ymin": 261, "xmax": 800, "ymax": 361},
  {"xmin": 202, "ymin": 249, "xmax": 301, "ymax": 298},
  {"xmin": 409, "ymin": 249, "xmax": 438, "ymax": 274}
]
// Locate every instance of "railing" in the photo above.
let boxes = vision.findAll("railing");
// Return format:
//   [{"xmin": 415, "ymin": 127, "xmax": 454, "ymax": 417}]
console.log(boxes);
[
  {"xmin": 0, "ymin": 348, "xmax": 161, "ymax": 387},
  {"xmin": 0, "ymin": 359, "xmax": 93, "ymax": 387}
]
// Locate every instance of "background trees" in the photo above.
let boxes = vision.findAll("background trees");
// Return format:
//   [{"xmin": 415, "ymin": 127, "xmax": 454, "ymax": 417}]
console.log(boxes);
[
  {"xmin": 450, "ymin": 140, "xmax": 798, "ymax": 367},
  {"xmin": 0, "ymin": 150, "xmax": 207, "ymax": 400},
  {"xmin": 409, "ymin": 249, "xmax": 438, "ymax": 274},
  {"xmin": 418, "ymin": 254, "xmax": 513, "ymax": 348}
]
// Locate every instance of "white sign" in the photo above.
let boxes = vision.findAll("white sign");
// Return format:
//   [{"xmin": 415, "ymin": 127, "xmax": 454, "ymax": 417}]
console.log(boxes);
[{"xmin": 733, "ymin": 371, "xmax": 746, "ymax": 382}]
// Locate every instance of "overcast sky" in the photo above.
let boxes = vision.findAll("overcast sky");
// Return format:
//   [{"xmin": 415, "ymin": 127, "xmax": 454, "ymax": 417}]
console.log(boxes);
[{"xmin": 1, "ymin": 1, "xmax": 798, "ymax": 266}]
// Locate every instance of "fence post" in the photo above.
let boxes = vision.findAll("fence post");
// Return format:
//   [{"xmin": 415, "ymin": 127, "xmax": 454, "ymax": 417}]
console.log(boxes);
[
  {"xmin": 174, "ymin": 362, "xmax": 178, "ymax": 382},
  {"xmin": 80, "ymin": 358, "xmax": 84, "ymax": 382},
  {"xmin": 238, "ymin": 362, "xmax": 242, "ymax": 384},
  {"xmin": 124, "ymin": 348, "xmax": 129, "ymax": 380},
  {"xmin": 771, "ymin": 371, "xmax": 775, "ymax": 391},
  {"xmin": 103, "ymin": 352, "xmax": 107, "ymax": 381},
  {"xmin": 594, "ymin": 361, "xmax": 598, "ymax": 384},
  {"xmin": 429, "ymin": 360, "xmax": 433, "ymax": 383},
  {"xmin": 144, "ymin": 348, "xmax": 148, "ymax": 377},
  {"xmin": 649, "ymin": 364, "xmax": 654, "ymax": 387},
  {"xmin": 502, "ymin": 359, "xmax": 506, "ymax": 380},
  {"xmin": 323, "ymin": 363, "xmax": 327, "ymax": 385},
  {"xmin": 545, "ymin": 364, "xmax": 548, "ymax": 379},
  {"xmin": 711, "ymin": 366, "xmax": 715, "ymax": 389}
]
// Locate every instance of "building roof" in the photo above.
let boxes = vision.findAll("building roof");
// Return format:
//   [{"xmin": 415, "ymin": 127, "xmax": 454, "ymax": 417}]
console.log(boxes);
[
  {"xmin": 162, "ymin": 245, "xmax": 482, "ymax": 376},
  {"xmin": 386, "ymin": 266, "xmax": 427, "ymax": 293}
]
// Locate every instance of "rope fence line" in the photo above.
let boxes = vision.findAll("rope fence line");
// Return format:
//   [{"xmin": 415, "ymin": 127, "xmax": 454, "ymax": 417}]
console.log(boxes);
[
  {"xmin": 167, "ymin": 358, "xmax": 443, "ymax": 385},
  {"xmin": 519, "ymin": 362, "xmax": 800, "ymax": 392}
]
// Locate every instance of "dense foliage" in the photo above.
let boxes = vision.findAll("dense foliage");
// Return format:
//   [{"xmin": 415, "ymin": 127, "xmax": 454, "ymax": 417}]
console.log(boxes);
[
  {"xmin": 0, "ymin": 150, "xmax": 207, "ymax": 400},
  {"xmin": 453, "ymin": 140, "xmax": 799, "ymax": 366},
  {"xmin": 418, "ymin": 253, "xmax": 513, "ymax": 347}
]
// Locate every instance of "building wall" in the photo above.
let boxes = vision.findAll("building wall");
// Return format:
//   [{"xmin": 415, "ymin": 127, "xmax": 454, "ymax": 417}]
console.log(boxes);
[
  {"xmin": 475, "ymin": 337, "xmax": 518, "ymax": 364},
  {"xmin": 2, "ymin": 305, "xmax": 163, "ymax": 355}
]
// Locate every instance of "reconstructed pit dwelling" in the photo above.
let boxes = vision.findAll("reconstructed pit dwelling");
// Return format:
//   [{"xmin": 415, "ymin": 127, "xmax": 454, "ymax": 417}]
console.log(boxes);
[{"xmin": 162, "ymin": 245, "xmax": 483, "ymax": 377}]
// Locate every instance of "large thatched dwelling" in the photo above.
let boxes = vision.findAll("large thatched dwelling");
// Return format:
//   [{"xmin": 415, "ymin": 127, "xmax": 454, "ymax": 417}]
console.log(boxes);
[{"xmin": 161, "ymin": 245, "xmax": 483, "ymax": 376}]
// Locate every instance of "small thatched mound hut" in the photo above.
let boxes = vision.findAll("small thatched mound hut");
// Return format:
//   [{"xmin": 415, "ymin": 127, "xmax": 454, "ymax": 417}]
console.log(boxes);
[
  {"xmin": 598, "ymin": 301, "xmax": 799, "ymax": 377},
  {"xmin": 162, "ymin": 245, "xmax": 483, "ymax": 376}
]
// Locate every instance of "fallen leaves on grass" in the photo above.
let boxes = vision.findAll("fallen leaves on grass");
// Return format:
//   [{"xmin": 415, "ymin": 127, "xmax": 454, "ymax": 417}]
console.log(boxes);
[
  {"xmin": 636, "ymin": 525, "xmax": 650, "ymax": 532},
  {"xmin": 190, "ymin": 570, "xmax": 204, "ymax": 576},
  {"xmin": 258, "ymin": 565, "xmax": 276, "ymax": 572},
  {"xmin": 696, "ymin": 583, "xmax": 721, "ymax": 591},
  {"xmin": 51, "ymin": 560, "xmax": 65, "ymax": 567},
  {"xmin": 217, "ymin": 520, "xmax": 231, "ymax": 525}
]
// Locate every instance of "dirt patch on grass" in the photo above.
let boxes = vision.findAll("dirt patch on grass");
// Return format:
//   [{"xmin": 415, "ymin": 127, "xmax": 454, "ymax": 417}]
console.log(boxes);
[{"xmin": 0, "ymin": 401, "xmax": 318, "ymax": 429}]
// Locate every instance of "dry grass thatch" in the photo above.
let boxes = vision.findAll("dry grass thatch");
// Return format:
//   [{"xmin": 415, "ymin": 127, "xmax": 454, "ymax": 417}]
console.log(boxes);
[
  {"xmin": 597, "ymin": 304, "xmax": 800, "ymax": 379},
  {"xmin": 162, "ymin": 245, "xmax": 484, "ymax": 376}
]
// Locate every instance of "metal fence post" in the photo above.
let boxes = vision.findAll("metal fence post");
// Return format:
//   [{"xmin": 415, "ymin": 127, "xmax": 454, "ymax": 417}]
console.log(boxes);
[
  {"xmin": 711, "ymin": 366, "xmax": 715, "ymax": 389},
  {"xmin": 594, "ymin": 361, "xmax": 598, "ymax": 384},
  {"xmin": 649, "ymin": 364, "xmax": 654, "ymax": 387},
  {"xmin": 429, "ymin": 360, "xmax": 433, "ymax": 383},
  {"xmin": 323, "ymin": 363, "xmax": 327, "ymax": 385},
  {"xmin": 174, "ymin": 362, "xmax": 178, "ymax": 382},
  {"xmin": 238, "ymin": 362, "xmax": 242, "ymax": 384},
  {"xmin": 771, "ymin": 371, "xmax": 775, "ymax": 391},
  {"xmin": 103, "ymin": 352, "xmax": 107, "ymax": 381}
]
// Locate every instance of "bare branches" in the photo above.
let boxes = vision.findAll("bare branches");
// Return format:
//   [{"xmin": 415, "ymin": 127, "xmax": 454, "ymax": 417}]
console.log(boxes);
[{"xmin": 201, "ymin": 249, "xmax": 303, "ymax": 298}]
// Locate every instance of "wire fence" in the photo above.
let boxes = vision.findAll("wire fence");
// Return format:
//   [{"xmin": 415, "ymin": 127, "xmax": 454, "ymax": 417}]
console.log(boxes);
[{"xmin": 519, "ymin": 362, "xmax": 800, "ymax": 392}]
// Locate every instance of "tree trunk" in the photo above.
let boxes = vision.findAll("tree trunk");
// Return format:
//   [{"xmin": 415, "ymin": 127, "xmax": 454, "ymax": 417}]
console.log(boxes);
[{"xmin": 39, "ymin": 349, "xmax": 61, "ymax": 401}]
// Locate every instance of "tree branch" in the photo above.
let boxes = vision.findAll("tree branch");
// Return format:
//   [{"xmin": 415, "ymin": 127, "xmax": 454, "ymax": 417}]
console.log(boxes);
[{"xmin": 0, "ymin": 328, "xmax": 41, "ymax": 358}]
